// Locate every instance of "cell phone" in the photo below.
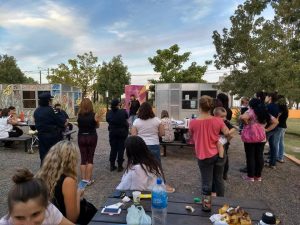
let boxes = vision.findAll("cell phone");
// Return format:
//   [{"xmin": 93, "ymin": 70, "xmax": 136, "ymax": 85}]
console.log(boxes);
[
  {"xmin": 78, "ymin": 180, "xmax": 88, "ymax": 189},
  {"xmin": 101, "ymin": 207, "xmax": 121, "ymax": 215}
]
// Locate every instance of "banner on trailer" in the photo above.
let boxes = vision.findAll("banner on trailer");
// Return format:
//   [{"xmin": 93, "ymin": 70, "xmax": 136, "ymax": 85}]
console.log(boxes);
[{"xmin": 125, "ymin": 85, "xmax": 147, "ymax": 111}]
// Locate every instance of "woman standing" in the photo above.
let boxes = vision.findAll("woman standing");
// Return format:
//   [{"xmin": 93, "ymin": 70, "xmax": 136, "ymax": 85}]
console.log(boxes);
[
  {"xmin": 189, "ymin": 96, "xmax": 229, "ymax": 198},
  {"xmin": 131, "ymin": 102, "xmax": 164, "ymax": 164},
  {"xmin": 240, "ymin": 98, "xmax": 278, "ymax": 181},
  {"xmin": 277, "ymin": 95, "xmax": 289, "ymax": 163},
  {"xmin": 36, "ymin": 141, "xmax": 96, "ymax": 225},
  {"xmin": 77, "ymin": 98, "xmax": 100, "ymax": 185},
  {"xmin": 106, "ymin": 99, "xmax": 129, "ymax": 172},
  {"xmin": 265, "ymin": 92, "xmax": 280, "ymax": 168}
]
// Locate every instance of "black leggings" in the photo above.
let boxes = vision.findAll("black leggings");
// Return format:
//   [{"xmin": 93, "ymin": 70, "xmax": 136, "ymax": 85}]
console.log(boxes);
[{"xmin": 244, "ymin": 142, "xmax": 266, "ymax": 177}]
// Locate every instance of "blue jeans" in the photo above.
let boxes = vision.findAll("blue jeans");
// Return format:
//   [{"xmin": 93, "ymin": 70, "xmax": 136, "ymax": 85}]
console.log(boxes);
[
  {"xmin": 277, "ymin": 127, "xmax": 286, "ymax": 161},
  {"xmin": 147, "ymin": 145, "xmax": 161, "ymax": 165},
  {"xmin": 267, "ymin": 127, "xmax": 281, "ymax": 166},
  {"xmin": 129, "ymin": 115, "xmax": 138, "ymax": 127}
]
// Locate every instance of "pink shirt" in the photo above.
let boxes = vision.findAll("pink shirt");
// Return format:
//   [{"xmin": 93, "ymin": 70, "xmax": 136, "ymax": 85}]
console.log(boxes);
[{"xmin": 189, "ymin": 117, "xmax": 225, "ymax": 160}]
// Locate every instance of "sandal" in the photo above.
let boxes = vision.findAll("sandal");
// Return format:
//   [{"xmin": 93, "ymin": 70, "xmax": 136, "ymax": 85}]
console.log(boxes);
[{"xmin": 87, "ymin": 179, "xmax": 95, "ymax": 186}]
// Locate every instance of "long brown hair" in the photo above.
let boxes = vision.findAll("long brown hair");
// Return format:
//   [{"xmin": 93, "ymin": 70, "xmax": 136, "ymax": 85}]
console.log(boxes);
[
  {"xmin": 138, "ymin": 102, "xmax": 155, "ymax": 120},
  {"xmin": 125, "ymin": 136, "xmax": 164, "ymax": 179},
  {"xmin": 78, "ymin": 98, "xmax": 94, "ymax": 115}
]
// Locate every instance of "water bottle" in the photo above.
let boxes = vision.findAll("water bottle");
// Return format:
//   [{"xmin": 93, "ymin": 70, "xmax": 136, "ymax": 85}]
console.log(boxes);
[{"xmin": 151, "ymin": 178, "xmax": 168, "ymax": 225}]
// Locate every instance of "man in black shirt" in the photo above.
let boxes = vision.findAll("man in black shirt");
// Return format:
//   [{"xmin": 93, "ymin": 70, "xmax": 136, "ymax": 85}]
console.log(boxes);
[
  {"xmin": 128, "ymin": 94, "xmax": 140, "ymax": 127},
  {"xmin": 54, "ymin": 103, "xmax": 73, "ymax": 140}
]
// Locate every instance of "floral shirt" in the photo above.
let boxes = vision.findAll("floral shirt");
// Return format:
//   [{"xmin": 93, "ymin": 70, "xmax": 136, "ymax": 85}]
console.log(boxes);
[{"xmin": 161, "ymin": 118, "xmax": 174, "ymax": 142}]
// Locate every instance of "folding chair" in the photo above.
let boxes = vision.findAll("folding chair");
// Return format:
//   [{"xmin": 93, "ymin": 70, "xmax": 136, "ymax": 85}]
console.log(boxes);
[{"xmin": 28, "ymin": 129, "xmax": 38, "ymax": 154}]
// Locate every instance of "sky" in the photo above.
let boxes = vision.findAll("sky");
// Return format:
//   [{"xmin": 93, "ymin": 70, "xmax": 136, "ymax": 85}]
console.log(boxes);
[{"xmin": 0, "ymin": 0, "xmax": 249, "ymax": 84}]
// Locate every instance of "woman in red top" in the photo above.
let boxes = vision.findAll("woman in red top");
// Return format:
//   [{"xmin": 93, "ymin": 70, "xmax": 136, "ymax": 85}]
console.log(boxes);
[{"xmin": 189, "ymin": 96, "xmax": 229, "ymax": 197}]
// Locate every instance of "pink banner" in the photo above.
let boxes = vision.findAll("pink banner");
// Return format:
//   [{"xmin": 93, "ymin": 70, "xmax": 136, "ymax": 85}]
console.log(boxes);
[{"xmin": 125, "ymin": 85, "xmax": 147, "ymax": 110}]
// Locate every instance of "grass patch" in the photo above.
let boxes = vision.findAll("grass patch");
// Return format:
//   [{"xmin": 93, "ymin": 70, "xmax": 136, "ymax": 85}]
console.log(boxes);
[
  {"xmin": 285, "ymin": 118, "xmax": 300, "ymax": 159},
  {"xmin": 286, "ymin": 118, "xmax": 300, "ymax": 136}
]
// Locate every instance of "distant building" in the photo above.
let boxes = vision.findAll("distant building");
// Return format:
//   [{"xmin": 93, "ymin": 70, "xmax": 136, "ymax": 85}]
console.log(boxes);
[{"xmin": 0, "ymin": 83, "xmax": 81, "ymax": 118}]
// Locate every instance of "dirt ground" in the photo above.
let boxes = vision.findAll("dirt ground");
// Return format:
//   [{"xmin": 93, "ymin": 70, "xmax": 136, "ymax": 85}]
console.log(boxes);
[{"xmin": 0, "ymin": 123, "xmax": 299, "ymax": 224}]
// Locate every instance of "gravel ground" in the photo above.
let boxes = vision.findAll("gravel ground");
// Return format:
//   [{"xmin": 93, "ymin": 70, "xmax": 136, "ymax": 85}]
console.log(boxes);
[{"xmin": 0, "ymin": 123, "xmax": 299, "ymax": 224}]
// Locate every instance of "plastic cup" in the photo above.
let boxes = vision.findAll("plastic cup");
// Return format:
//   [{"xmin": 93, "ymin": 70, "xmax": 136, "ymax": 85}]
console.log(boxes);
[{"xmin": 132, "ymin": 191, "xmax": 141, "ymax": 205}]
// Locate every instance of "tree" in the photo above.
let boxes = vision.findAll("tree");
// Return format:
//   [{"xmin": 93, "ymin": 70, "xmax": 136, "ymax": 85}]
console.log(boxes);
[
  {"xmin": 0, "ymin": 54, "xmax": 36, "ymax": 84},
  {"xmin": 148, "ymin": 44, "xmax": 207, "ymax": 83},
  {"xmin": 95, "ymin": 55, "xmax": 131, "ymax": 100},
  {"xmin": 212, "ymin": 0, "xmax": 300, "ymax": 103},
  {"xmin": 47, "ymin": 52, "xmax": 99, "ymax": 97}
]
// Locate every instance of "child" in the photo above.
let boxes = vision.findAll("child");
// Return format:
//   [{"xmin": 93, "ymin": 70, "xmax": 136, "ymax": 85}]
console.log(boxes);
[
  {"xmin": 0, "ymin": 168, "xmax": 73, "ymax": 225},
  {"xmin": 213, "ymin": 107, "xmax": 235, "ymax": 158}
]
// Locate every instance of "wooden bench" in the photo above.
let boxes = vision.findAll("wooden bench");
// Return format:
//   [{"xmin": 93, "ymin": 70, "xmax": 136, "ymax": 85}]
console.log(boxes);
[
  {"xmin": 0, "ymin": 135, "xmax": 33, "ymax": 152},
  {"xmin": 160, "ymin": 141, "xmax": 193, "ymax": 157}
]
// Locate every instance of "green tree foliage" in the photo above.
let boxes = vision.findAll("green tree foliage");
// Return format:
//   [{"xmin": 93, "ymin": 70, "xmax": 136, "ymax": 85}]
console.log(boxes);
[
  {"xmin": 0, "ymin": 54, "xmax": 36, "ymax": 84},
  {"xmin": 95, "ymin": 55, "xmax": 131, "ymax": 100},
  {"xmin": 47, "ymin": 52, "xmax": 99, "ymax": 97},
  {"xmin": 212, "ymin": 0, "xmax": 300, "ymax": 103},
  {"xmin": 148, "ymin": 44, "xmax": 207, "ymax": 83}
]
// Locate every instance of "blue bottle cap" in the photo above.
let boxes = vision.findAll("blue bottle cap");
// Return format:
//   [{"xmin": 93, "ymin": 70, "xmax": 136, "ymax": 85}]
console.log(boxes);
[{"xmin": 157, "ymin": 178, "xmax": 162, "ymax": 185}]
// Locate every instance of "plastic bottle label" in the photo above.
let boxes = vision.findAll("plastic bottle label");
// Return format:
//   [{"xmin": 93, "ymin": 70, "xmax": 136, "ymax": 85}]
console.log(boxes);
[{"xmin": 152, "ymin": 191, "xmax": 168, "ymax": 209}]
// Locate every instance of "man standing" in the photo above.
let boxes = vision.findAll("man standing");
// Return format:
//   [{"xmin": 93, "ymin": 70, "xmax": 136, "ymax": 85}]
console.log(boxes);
[
  {"xmin": 128, "ymin": 94, "xmax": 140, "ymax": 127},
  {"xmin": 34, "ymin": 93, "xmax": 65, "ymax": 164},
  {"xmin": 54, "ymin": 103, "xmax": 73, "ymax": 140}
]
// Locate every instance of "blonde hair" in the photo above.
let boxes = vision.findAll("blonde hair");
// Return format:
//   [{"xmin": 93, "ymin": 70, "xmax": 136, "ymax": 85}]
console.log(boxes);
[
  {"xmin": 199, "ymin": 95, "xmax": 213, "ymax": 112},
  {"xmin": 35, "ymin": 141, "xmax": 79, "ymax": 198}
]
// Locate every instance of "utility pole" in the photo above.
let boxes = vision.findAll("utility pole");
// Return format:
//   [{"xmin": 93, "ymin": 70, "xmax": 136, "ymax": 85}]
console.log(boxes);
[{"xmin": 39, "ymin": 70, "xmax": 42, "ymax": 84}]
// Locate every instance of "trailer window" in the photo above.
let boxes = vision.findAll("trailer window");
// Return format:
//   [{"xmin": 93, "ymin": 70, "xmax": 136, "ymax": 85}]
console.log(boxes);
[
  {"xmin": 182, "ymin": 91, "xmax": 198, "ymax": 109},
  {"xmin": 23, "ymin": 91, "xmax": 36, "ymax": 108}
]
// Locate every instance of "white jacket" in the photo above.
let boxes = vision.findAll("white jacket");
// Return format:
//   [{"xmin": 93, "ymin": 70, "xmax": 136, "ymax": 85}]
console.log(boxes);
[
  {"xmin": 116, "ymin": 164, "xmax": 158, "ymax": 191},
  {"xmin": 0, "ymin": 117, "xmax": 12, "ymax": 139}
]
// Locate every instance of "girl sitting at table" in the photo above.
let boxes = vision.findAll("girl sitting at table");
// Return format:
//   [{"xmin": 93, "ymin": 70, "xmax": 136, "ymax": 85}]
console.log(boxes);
[
  {"xmin": 117, "ymin": 136, "xmax": 169, "ymax": 191},
  {"xmin": 0, "ymin": 168, "xmax": 73, "ymax": 225},
  {"xmin": 0, "ymin": 108, "xmax": 23, "ymax": 147},
  {"xmin": 160, "ymin": 110, "xmax": 174, "ymax": 143},
  {"xmin": 36, "ymin": 140, "xmax": 96, "ymax": 225}
]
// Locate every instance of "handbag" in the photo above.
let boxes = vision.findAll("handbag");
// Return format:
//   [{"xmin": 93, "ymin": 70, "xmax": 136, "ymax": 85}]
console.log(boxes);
[
  {"xmin": 241, "ymin": 122, "xmax": 266, "ymax": 143},
  {"xmin": 76, "ymin": 198, "xmax": 97, "ymax": 225}
]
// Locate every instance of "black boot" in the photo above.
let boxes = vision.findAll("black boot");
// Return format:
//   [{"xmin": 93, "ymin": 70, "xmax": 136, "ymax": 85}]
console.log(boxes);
[
  {"xmin": 110, "ymin": 162, "xmax": 117, "ymax": 171},
  {"xmin": 117, "ymin": 162, "xmax": 123, "ymax": 172}
]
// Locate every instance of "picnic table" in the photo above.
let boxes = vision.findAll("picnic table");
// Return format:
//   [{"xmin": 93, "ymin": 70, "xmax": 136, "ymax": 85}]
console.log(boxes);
[
  {"xmin": 89, "ymin": 191, "xmax": 270, "ymax": 225},
  {"xmin": 160, "ymin": 126, "xmax": 193, "ymax": 156}
]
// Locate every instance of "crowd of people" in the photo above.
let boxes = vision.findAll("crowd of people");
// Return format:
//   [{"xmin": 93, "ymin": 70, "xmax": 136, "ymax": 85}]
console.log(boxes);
[{"xmin": 0, "ymin": 90, "xmax": 290, "ymax": 224}]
